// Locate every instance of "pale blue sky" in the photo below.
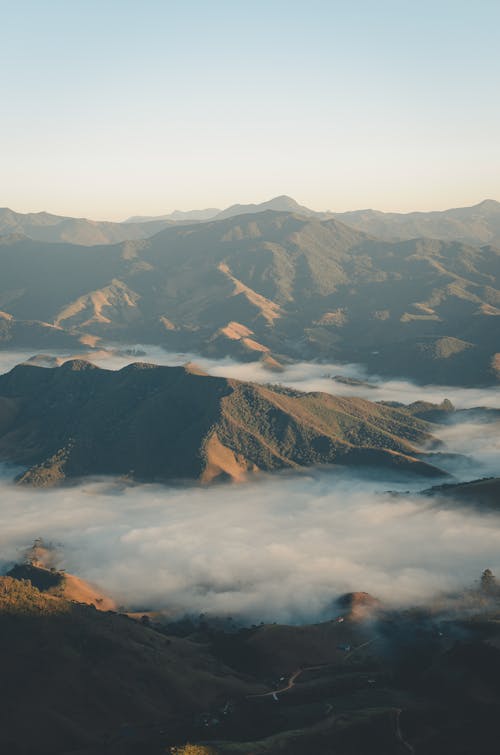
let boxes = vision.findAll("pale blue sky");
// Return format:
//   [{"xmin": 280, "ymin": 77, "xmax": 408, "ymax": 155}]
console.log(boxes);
[{"xmin": 2, "ymin": 0, "xmax": 499, "ymax": 218}]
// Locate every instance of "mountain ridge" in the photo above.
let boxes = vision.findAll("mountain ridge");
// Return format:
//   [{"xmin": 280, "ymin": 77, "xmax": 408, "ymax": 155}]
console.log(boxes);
[
  {"xmin": 0, "ymin": 360, "xmax": 445, "ymax": 486},
  {"xmin": 4, "ymin": 196, "xmax": 500, "ymax": 246},
  {"xmin": 0, "ymin": 206, "xmax": 498, "ymax": 385}
]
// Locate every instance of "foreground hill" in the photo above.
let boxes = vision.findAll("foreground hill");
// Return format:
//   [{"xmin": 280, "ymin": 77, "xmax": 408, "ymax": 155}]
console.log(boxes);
[
  {"xmin": 0, "ymin": 209, "xmax": 498, "ymax": 384},
  {"xmin": 6, "ymin": 562, "xmax": 117, "ymax": 611},
  {"xmin": 0, "ymin": 360, "xmax": 443, "ymax": 486},
  {"xmin": 4, "ymin": 569, "xmax": 500, "ymax": 754},
  {"xmin": 0, "ymin": 575, "xmax": 259, "ymax": 755}
]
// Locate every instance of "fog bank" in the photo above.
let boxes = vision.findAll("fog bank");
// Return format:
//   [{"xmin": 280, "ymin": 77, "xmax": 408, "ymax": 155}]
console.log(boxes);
[
  {"xmin": 1, "ymin": 470, "xmax": 499, "ymax": 623},
  {"xmin": 1, "ymin": 344, "xmax": 500, "ymax": 409},
  {"xmin": 0, "ymin": 346, "xmax": 498, "ymax": 623}
]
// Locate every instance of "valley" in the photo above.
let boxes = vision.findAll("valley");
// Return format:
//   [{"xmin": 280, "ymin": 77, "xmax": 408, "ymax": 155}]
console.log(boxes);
[
  {"xmin": 0, "ymin": 202, "xmax": 498, "ymax": 755},
  {"xmin": 1, "ymin": 200, "xmax": 499, "ymax": 386},
  {"xmin": 5, "ymin": 2, "xmax": 500, "ymax": 750}
]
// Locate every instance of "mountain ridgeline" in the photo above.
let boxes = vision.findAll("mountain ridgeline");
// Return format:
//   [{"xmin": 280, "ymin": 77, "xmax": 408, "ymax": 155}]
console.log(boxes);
[
  {"xmin": 0, "ymin": 199, "xmax": 499, "ymax": 385},
  {"xmin": 0, "ymin": 360, "xmax": 444, "ymax": 486}
]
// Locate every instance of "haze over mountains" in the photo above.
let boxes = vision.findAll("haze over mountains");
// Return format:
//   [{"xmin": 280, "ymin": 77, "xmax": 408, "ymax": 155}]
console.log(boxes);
[
  {"xmin": 4, "ymin": 195, "xmax": 500, "ymax": 245},
  {"xmin": 0, "ymin": 207, "xmax": 177, "ymax": 246},
  {"xmin": 1, "ymin": 198, "xmax": 498, "ymax": 385},
  {"xmin": 0, "ymin": 197, "xmax": 310, "ymax": 246}
]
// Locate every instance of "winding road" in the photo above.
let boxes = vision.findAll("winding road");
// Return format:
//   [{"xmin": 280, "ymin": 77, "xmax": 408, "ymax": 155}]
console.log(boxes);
[{"xmin": 248, "ymin": 638, "xmax": 376, "ymax": 700}]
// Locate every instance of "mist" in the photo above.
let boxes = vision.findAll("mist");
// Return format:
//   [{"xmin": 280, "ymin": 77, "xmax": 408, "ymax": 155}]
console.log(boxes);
[
  {"xmin": 1, "ymin": 344, "xmax": 498, "ymax": 480},
  {"xmin": 1, "ymin": 469, "xmax": 499, "ymax": 624},
  {"xmin": 2, "ymin": 343, "xmax": 499, "ymax": 410},
  {"xmin": 0, "ymin": 346, "xmax": 498, "ymax": 623}
]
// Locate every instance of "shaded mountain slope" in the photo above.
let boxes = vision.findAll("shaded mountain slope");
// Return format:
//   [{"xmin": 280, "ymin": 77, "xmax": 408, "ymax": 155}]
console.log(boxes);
[
  {"xmin": 0, "ymin": 207, "xmax": 174, "ymax": 245},
  {"xmin": 0, "ymin": 309, "xmax": 88, "ymax": 350},
  {"xmin": 424, "ymin": 477, "xmax": 500, "ymax": 509},
  {"xmin": 334, "ymin": 198, "xmax": 500, "ymax": 246},
  {"xmin": 0, "ymin": 576, "xmax": 259, "ymax": 755},
  {"xmin": 5, "ymin": 570, "xmax": 500, "ymax": 755},
  {"xmin": 0, "ymin": 210, "xmax": 498, "ymax": 384},
  {"xmin": 0, "ymin": 361, "xmax": 443, "ymax": 486}
]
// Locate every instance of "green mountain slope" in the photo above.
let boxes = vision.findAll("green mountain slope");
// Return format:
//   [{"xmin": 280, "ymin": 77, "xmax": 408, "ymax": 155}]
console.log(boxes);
[
  {"xmin": 0, "ymin": 361, "xmax": 443, "ymax": 486},
  {"xmin": 0, "ymin": 209, "xmax": 498, "ymax": 384}
]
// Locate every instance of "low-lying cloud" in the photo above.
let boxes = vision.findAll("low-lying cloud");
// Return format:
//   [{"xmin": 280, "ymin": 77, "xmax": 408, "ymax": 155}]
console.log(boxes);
[
  {"xmin": 0, "ymin": 346, "xmax": 498, "ymax": 624},
  {"xmin": 1, "ymin": 470, "xmax": 499, "ymax": 624},
  {"xmin": 1, "ymin": 343, "xmax": 500, "ymax": 409}
]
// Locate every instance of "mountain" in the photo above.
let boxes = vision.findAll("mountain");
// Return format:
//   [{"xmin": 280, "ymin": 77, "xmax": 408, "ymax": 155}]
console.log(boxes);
[
  {"xmin": 0, "ymin": 308, "xmax": 87, "ymax": 350},
  {"xmin": 0, "ymin": 574, "xmax": 259, "ymax": 755},
  {"xmin": 0, "ymin": 196, "xmax": 314, "ymax": 245},
  {"xmin": 1, "ymin": 209, "xmax": 498, "ymax": 384},
  {"xmin": 111, "ymin": 196, "xmax": 315, "ymax": 225},
  {"xmin": 124, "ymin": 208, "xmax": 221, "ymax": 223},
  {"xmin": 0, "ymin": 360, "xmax": 444, "ymax": 486},
  {"xmin": 334, "ymin": 199, "xmax": 500, "ymax": 246},
  {"xmin": 214, "ymin": 195, "xmax": 316, "ymax": 220},
  {"xmin": 5, "ymin": 567, "xmax": 500, "ymax": 754},
  {"xmin": 0, "ymin": 208, "xmax": 174, "ymax": 245},
  {"xmin": 6, "ymin": 562, "xmax": 117, "ymax": 610},
  {"xmin": 424, "ymin": 476, "xmax": 500, "ymax": 509},
  {"xmin": 4, "ymin": 197, "xmax": 500, "ymax": 248}
]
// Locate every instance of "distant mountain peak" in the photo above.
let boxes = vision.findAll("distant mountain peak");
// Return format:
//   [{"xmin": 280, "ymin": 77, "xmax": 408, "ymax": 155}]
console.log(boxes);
[
  {"xmin": 267, "ymin": 194, "xmax": 302, "ymax": 206},
  {"xmin": 475, "ymin": 198, "xmax": 500, "ymax": 210},
  {"xmin": 215, "ymin": 195, "xmax": 315, "ymax": 220}
]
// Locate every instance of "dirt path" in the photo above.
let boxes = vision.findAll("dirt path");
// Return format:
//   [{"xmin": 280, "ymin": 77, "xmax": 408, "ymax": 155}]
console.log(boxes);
[
  {"xmin": 248, "ymin": 666, "xmax": 318, "ymax": 699},
  {"xmin": 344, "ymin": 638, "xmax": 375, "ymax": 661},
  {"xmin": 248, "ymin": 638, "xmax": 376, "ymax": 700},
  {"xmin": 395, "ymin": 709, "xmax": 415, "ymax": 754}
]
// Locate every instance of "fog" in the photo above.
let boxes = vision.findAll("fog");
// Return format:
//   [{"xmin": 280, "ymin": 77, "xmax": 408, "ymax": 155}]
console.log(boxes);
[
  {"xmin": 0, "ymin": 469, "xmax": 499, "ymax": 623},
  {"xmin": 1, "ymin": 344, "xmax": 500, "ymax": 409},
  {"xmin": 1, "ymin": 344, "xmax": 497, "ymax": 480},
  {"xmin": 0, "ymin": 345, "xmax": 498, "ymax": 623}
]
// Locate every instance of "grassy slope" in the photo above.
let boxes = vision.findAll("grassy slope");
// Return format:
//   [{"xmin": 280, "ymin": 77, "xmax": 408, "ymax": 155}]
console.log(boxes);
[
  {"xmin": 0, "ymin": 361, "xmax": 442, "ymax": 486},
  {"xmin": 0, "ymin": 576, "xmax": 260, "ymax": 755}
]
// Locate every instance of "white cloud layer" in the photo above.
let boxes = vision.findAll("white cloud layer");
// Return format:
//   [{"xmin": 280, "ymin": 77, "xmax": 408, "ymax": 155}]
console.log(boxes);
[
  {"xmin": 1, "ymin": 344, "xmax": 499, "ymax": 409},
  {"xmin": 0, "ymin": 469, "xmax": 499, "ymax": 624},
  {"xmin": 0, "ymin": 347, "xmax": 498, "ymax": 624}
]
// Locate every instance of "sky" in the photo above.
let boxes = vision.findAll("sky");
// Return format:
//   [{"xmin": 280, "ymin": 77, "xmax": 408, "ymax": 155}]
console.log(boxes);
[{"xmin": 2, "ymin": 0, "xmax": 499, "ymax": 219}]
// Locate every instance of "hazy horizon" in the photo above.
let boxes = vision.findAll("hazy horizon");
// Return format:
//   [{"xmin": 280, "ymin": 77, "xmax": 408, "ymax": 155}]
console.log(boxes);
[{"xmin": 2, "ymin": 193, "xmax": 500, "ymax": 224}]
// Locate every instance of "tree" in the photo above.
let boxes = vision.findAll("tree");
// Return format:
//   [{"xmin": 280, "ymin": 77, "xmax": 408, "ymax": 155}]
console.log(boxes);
[{"xmin": 481, "ymin": 568, "xmax": 497, "ymax": 594}]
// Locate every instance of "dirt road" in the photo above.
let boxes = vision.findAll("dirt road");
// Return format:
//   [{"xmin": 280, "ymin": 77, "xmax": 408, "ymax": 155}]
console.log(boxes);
[{"xmin": 248, "ymin": 638, "xmax": 376, "ymax": 700}]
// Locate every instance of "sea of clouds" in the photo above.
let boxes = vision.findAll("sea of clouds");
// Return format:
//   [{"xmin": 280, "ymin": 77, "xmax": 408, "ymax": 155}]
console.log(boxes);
[
  {"xmin": 0, "ymin": 345, "xmax": 498, "ymax": 623},
  {"xmin": 0, "ymin": 468, "xmax": 499, "ymax": 623}
]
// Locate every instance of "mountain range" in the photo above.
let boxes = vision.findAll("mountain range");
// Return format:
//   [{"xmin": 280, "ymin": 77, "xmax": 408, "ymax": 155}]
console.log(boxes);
[
  {"xmin": 0, "ymin": 198, "xmax": 310, "ymax": 246},
  {"xmin": 4, "ymin": 196, "xmax": 500, "ymax": 246},
  {"xmin": 0, "ymin": 204, "xmax": 498, "ymax": 385},
  {"xmin": 0, "ymin": 360, "xmax": 443, "ymax": 486},
  {"xmin": 0, "ymin": 207, "xmax": 176, "ymax": 246},
  {"xmin": 333, "ymin": 198, "xmax": 500, "ymax": 247}
]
